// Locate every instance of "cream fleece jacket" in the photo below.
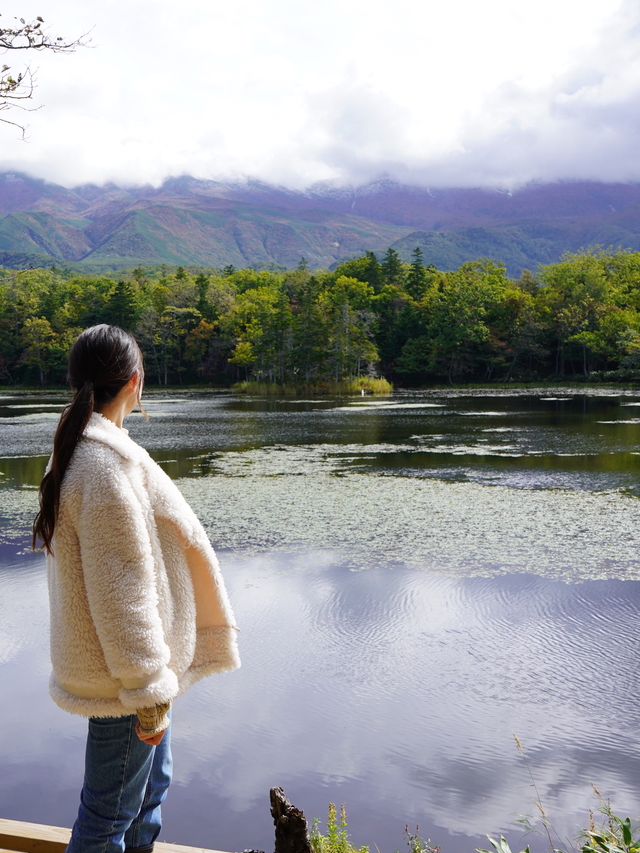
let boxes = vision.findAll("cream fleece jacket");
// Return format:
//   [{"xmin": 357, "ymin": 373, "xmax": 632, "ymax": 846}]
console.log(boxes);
[{"xmin": 46, "ymin": 410, "xmax": 240, "ymax": 718}]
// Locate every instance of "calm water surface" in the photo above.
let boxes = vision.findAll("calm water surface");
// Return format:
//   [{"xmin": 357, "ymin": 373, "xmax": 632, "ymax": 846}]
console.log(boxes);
[{"xmin": 1, "ymin": 388, "xmax": 639, "ymax": 852}]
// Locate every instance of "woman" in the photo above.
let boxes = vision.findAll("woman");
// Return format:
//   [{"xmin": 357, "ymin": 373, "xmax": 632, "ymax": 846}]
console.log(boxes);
[{"xmin": 32, "ymin": 323, "xmax": 241, "ymax": 853}]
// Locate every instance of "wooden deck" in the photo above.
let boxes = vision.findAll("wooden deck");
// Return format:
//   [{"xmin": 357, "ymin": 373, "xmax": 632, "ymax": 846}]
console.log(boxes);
[
  {"xmin": 0, "ymin": 787, "xmax": 308, "ymax": 853},
  {"xmin": 0, "ymin": 818, "xmax": 232, "ymax": 853}
]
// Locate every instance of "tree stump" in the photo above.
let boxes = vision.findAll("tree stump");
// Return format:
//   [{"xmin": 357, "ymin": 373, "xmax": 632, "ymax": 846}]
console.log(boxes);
[{"xmin": 270, "ymin": 787, "xmax": 312, "ymax": 853}]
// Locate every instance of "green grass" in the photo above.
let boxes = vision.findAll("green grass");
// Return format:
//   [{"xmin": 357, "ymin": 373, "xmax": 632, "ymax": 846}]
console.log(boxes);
[
  {"xmin": 4, "ymin": 379, "xmax": 637, "ymax": 395},
  {"xmin": 231, "ymin": 377, "xmax": 394, "ymax": 396},
  {"xmin": 307, "ymin": 796, "xmax": 640, "ymax": 853},
  {"xmin": 309, "ymin": 739, "xmax": 640, "ymax": 853},
  {"xmin": 311, "ymin": 803, "xmax": 370, "ymax": 853}
]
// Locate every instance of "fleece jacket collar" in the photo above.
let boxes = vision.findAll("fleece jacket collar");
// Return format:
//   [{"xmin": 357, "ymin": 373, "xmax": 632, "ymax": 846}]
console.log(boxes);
[{"xmin": 82, "ymin": 410, "xmax": 150, "ymax": 465}]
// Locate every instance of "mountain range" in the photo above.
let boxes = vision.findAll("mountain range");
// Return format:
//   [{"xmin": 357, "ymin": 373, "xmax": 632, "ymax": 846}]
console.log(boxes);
[{"xmin": 1, "ymin": 171, "xmax": 640, "ymax": 276}]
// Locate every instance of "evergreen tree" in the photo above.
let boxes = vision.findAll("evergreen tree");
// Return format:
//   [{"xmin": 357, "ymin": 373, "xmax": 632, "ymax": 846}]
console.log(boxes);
[
  {"xmin": 406, "ymin": 246, "xmax": 428, "ymax": 300},
  {"xmin": 334, "ymin": 252, "xmax": 383, "ymax": 292},
  {"xmin": 365, "ymin": 251, "xmax": 384, "ymax": 292},
  {"xmin": 195, "ymin": 273, "xmax": 213, "ymax": 319},
  {"xmin": 381, "ymin": 247, "xmax": 403, "ymax": 286},
  {"xmin": 106, "ymin": 280, "xmax": 139, "ymax": 330}
]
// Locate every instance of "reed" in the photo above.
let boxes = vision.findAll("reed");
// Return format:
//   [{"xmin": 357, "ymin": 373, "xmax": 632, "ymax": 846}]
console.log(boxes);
[
  {"xmin": 232, "ymin": 377, "xmax": 393, "ymax": 396},
  {"xmin": 309, "ymin": 740, "xmax": 639, "ymax": 853}
]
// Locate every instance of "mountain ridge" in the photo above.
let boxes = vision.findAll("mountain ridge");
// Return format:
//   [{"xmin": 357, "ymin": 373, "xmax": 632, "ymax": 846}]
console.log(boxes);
[{"xmin": 1, "ymin": 171, "xmax": 640, "ymax": 275}]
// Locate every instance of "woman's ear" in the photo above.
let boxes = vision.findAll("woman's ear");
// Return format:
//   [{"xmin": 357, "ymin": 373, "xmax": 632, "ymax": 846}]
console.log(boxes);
[{"xmin": 128, "ymin": 370, "xmax": 142, "ymax": 400}]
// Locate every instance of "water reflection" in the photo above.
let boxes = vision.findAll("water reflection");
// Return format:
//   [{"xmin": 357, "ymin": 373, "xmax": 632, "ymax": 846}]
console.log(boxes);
[
  {"xmin": 1, "ymin": 388, "xmax": 640, "ymax": 492},
  {"xmin": 1, "ymin": 389, "xmax": 639, "ymax": 852},
  {"xmin": 1, "ymin": 551, "xmax": 640, "ymax": 852}
]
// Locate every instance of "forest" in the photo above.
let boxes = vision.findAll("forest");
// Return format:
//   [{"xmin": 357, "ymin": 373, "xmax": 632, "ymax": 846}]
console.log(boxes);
[{"xmin": 1, "ymin": 246, "xmax": 640, "ymax": 388}]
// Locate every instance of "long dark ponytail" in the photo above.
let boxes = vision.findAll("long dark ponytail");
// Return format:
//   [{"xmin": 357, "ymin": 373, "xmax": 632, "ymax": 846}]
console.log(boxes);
[{"xmin": 32, "ymin": 324, "xmax": 149, "ymax": 557}]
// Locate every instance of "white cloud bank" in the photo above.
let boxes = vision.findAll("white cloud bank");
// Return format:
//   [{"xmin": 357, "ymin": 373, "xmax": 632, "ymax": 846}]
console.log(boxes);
[{"xmin": 0, "ymin": 0, "xmax": 636, "ymax": 189}]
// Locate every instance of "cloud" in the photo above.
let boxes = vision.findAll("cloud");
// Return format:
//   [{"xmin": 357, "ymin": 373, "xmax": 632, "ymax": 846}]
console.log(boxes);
[{"xmin": 0, "ymin": 0, "xmax": 636, "ymax": 189}]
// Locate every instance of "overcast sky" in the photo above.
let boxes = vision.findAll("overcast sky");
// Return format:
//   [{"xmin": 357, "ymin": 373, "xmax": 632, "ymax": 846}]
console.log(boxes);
[{"xmin": 0, "ymin": 0, "xmax": 637, "ymax": 190}]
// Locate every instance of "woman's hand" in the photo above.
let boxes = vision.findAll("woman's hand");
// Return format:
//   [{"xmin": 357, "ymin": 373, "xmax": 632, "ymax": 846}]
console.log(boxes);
[
  {"xmin": 135, "ymin": 720, "xmax": 167, "ymax": 746},
  {"xmin": 135, "ymin": 700, "xmax": 171, "ymax": 745}
]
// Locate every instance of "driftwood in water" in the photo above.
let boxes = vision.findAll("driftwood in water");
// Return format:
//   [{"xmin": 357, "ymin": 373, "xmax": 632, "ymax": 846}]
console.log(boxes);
[{"xmin": 270, "ymin": 786, "xmax": 312, "ymax": 853}]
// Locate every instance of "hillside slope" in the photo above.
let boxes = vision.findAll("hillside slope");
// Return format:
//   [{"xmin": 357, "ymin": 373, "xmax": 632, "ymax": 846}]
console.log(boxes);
[{"xmin": 1, "ymin": 172, "xmax": 639, "ymax": 275}]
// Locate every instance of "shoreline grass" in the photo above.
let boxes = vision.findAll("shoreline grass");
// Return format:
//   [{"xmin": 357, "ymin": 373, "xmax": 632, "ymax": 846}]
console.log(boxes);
[
  {"xmin": 310, "ymin": 740, "xmax": 639, "ymax": 853},
  {"xmin": 309, "ymin": 796, "xmax": 639, "ymax": 853},
  {"xmin": 0, "ymin": 378, "xmax": 636, "ymax": 395},
  {"xmin": 231, "ymin": 377, "xmax": 394, "ymax": 396}
]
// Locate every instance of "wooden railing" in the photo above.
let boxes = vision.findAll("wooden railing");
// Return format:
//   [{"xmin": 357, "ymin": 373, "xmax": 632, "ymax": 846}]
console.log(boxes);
[
  {"xmin": 0, "ymin": 818, "xmax": 230, "ymax": 853},
  {"xmin": 1, "ymin": 786, "xmax": 312, "ymax": 853}
]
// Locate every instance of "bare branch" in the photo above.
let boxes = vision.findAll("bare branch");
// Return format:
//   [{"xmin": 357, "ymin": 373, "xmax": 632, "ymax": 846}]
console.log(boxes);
[
  {"xmin": 0, "ymin": 14, "xmax": 89, "ymax": 53},
  {"xmin": 0, "ymin": 113, "xmax": 28, "ymax": 138},
  {"xmin": 0, "ymin": 15, "xmax": 90, "ymax": 136}
]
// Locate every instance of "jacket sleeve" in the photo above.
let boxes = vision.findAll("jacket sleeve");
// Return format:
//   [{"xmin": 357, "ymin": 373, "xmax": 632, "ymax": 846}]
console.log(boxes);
[
  {"xmin": 76, "ymin": 464, "xmax": 179, "ymax": 710},
  {"xmin": 136, "ymin": 701, "xmax": 172, "ymax": 736}
]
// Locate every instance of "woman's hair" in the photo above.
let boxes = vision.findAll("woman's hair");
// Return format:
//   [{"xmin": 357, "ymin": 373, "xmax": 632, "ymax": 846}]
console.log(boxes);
[{"xmin": 32, "ymin": 324, "xmax": 149, "ymax": 557}]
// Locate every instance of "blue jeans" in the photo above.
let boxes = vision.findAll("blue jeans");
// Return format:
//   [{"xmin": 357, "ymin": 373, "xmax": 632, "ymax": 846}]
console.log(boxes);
[{"xmin": 66, "ymin": 709, "xmax": 173, "ymax": 853}]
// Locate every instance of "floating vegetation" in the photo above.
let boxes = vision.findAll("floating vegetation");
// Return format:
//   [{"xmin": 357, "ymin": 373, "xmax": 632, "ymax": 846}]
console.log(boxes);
[
  {"xmin": 169, "ymin": 444, "xmax": 640, "ymax": 581},
  {"xmin": 6, "ymin": 440, "xmax": 639, "ymax": 578}
]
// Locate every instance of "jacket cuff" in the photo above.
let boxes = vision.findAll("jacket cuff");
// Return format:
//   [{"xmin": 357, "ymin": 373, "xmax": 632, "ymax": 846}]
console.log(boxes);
[
  {"xmin": 118, "ymin": 666, "xmax": 179, "ymax": 709},
  {"xmin": 136, "ymin": 701, "xmax": 171, "ymax": 736}
]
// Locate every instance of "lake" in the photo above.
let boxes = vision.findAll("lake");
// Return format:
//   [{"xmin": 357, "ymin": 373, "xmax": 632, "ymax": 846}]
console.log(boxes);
[{"xmin": 1, "ymin": 388, "xmax": 639, "ymax": 853}]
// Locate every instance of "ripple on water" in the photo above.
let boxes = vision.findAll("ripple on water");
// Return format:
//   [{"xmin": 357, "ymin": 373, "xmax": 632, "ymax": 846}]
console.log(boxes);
[
  {"xmin": 2, "ymin": 403, "xmax": 64, "ymax": 409},
  {"xmin": 423, "ymin": 443, "xmax": 522, "ymax": 456},
  {"xmin": 0, "ymin": 558, "xmax": 47, "ymax": 662},
  {"xmin": 2, "ymin": 532, "xmax": 640, "ymax": 849},
  {"xmin": 2, "ymin": 391, "xmax": 640, "ymax": 852},
  {"xmin": 332, "ymin": 401, "xmax": 446, "ymax": 411},
  {"xmin": 455, "ymin": 410, "xmax": 516, "ymax": 416}
]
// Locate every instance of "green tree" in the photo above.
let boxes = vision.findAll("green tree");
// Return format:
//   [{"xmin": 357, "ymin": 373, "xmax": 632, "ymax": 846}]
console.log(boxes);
[
  {"xmin": 287, "ymin": 273, "xmax": 327, "ymax": 383},
  {"xmin": 222, "ymin": 285, "xmax": 292, "ymax": 383},
  {"xmin": 318, "ymin": 275, "xmax": 378, "ymax": 381},
  {"xmin": 406, "ymin": 246, "xmax": 428, "ymax": 300},
  {"xmin": 371, "ymin": 281, "xmax": 423, "ymax": 376},
  {"xmin": 499, "ymin": 286, "xmax": 547, "ymax": 380},
  {"xmin": 18, "ymin": 315, "xmax": 56, "ymax": 384},
  {"xmin": 135, "ymin": 307, "xmax": 163, "ymax": 385},
  {"xmin": 105, "ymin": 279, "xmax": 140, "ymax": 330},
  {"xmin": 195, "ymin": 273, "xmax": 213, "ymax": 319},
  {"xmin": 424, "ymin": 261, "xmax": 511, "ymax": 382},
  {"xmin": 381, "ymin": 247, "xmax": 403, "ymax": 287},
  {"xmin": 158, "ymin": 306, "xmax": 203, "ymax": 384},
  {"xmin": 184, "ymin": 318, "xmax": 220, "ymax": 381},
  {"xmin": 539, "ymin": 254, "xmax": 609, "ymax": 376},
  {"xmin": 334, "ymin": 252, "xmax": 383, "ymax": 292}
]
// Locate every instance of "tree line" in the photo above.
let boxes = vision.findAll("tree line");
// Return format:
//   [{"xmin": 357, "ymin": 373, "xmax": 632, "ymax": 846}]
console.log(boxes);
[{"xmin": 1, "ymin": 247, "xmax": 640, "ymax": 387}]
